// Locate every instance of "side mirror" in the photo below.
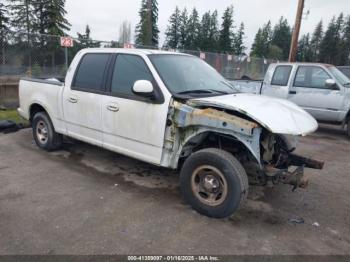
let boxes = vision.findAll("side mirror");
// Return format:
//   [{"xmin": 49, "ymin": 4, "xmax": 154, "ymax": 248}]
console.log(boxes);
[
  {"xmin": 132, "ymin": 80, "xmax": 154, "ymax": 96},
  {"xmin": 325, "ymin": 79, "xmax": 339, "ymax": 90}
]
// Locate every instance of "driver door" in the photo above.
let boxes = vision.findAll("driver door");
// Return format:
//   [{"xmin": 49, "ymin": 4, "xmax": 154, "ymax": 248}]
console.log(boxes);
[
  {"xmin": 287, "ymin": 66, "xmax": 344, "ymax": 121},
  {"xmin": 101, "ymin": 54, "xmax": 169, "ymax": 165}
]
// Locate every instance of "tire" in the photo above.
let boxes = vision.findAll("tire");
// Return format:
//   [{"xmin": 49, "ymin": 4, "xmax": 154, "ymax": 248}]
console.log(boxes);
[
  {"xmin": 347, "ymin": 119, "xmax": 350, "ymax": 138},
  {"xmin": 32, "ymin": 112, "xmax": 62, "ymax": 151},
  {"xmin": 180, "ymin": 148, "xmax": 248, "ymax": 218}
]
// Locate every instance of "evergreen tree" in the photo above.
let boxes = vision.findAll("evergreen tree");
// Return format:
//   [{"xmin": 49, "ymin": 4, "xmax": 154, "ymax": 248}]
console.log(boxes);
[
  {"xmin": 340, "ymin": 16, "xmax": 350, "ymax": 65},
  {"xmin": 0, "ymin": 0, "xmax": 10, "ymax": 32},
  {"xmin": 251, "ymin": 21, "xmax": 272, "ymax": 57},
  {"xmin": 270, "ymin": 16, "xmax": 291, "ymax": 60},
  {"xmin": 32, "ymin": 0, "xmax": 70, "ymax": 36},
  {"xmin": 199, "ymin": 10, "xmax": 220, "ymax": 51},
  {"xmin": 0, "ymin": 0, "xmax": 10, "ymax": 64},
  {"xmin": 219, "ymin": 5, "xmax": 234, "ymax": 52},
  {"xmin": 164, "ymin": 6, "xmax": 181, "ymax": 49},
  {"xmin": 179, "ymin": 8, "xmax": 188, "ymax": 49},
  {"xmin": 310, "ymin": 21, "xmax": 323, "ymax": 62},
  {"xmin": 185, "ymin": 8, "xmax": 200, "ymax": 50},
  {"xmin": 320, "ymin": 14, "xmax": 344, "ymax": 64},
  {"xmin": 199, "ymin": 11, "xmax": 212, "ymax": 50},
  {"xmin": 209, "ymin": 10, "xmax": 220, "ymax": 51},
  {"xmin": 135, "ymin": 0, "xmax": 159, "ymax": 47},
  {"xmin": 233, "ymin": 22, "xmax": 246, "ymax": 55},
  {"xmin": 297, "ymin": 33, "xmax": 313, "ymax": 62},
  {"xmin": 10, "ymin": 0, "xmax": 35, "ymax": 35}
]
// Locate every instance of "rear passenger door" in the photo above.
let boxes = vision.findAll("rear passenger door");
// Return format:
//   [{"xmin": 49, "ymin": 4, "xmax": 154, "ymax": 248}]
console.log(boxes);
[
  {"xmin": 101, "ymin": 54, "xmax": 168, "ymax": 165},
  {"xmin": 287, "ymin": 66, "xmax": 343, "ymax": 121},
  {"xmin": 63, "ymin": 53, "xmax": 111, "ymax": 146}
]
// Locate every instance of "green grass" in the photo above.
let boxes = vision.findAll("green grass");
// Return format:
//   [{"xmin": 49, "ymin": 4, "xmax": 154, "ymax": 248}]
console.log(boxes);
[{"xmin": 0, "ymin": 109, "xmax": 29, "ymax": 125}]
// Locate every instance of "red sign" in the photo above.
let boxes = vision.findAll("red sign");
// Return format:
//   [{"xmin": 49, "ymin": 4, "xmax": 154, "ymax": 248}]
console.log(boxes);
[{"xmin": 60, "ymin": 37, "xmax": 74, "ymax": 47}]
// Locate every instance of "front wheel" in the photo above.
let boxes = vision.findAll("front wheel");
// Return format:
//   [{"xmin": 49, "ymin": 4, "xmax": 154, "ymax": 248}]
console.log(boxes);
[{"xmin": 180, "ymin": 148, "xmax": 249, "ymax": 218}]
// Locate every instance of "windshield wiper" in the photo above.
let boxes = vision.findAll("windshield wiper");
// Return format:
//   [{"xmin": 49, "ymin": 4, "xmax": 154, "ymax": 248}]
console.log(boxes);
[{"xmin": 177, "ymin": 89, "xmax": 217, "ymax": 95}]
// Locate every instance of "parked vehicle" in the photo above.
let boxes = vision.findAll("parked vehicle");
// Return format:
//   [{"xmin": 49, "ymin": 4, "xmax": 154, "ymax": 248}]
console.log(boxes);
[
  {"xmin": 232, "ymin": 63, "xmax": 350, "ymax": 137},
  {"xmin": 338, "ymin": 66, "xmax": 350, "ymax": 78},
  {"xmin": 18, "ymin": 49, "xmax": 323, "ymax": 218}
]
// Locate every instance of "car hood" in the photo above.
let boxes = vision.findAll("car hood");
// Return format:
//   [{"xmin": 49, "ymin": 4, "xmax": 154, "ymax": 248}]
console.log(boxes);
[{"xmin": 189, "ymin": 93, "xmax": 318, "ymax": 135}]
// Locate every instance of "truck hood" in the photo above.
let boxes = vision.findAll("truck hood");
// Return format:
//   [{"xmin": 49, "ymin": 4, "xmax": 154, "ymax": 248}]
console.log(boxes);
[{"xmin": 189, "ymin": 93, "xmax": 318, "ymax": 135}]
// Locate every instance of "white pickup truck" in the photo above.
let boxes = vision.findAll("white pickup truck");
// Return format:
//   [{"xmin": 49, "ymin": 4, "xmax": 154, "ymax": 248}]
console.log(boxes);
[
  {"xmin": 233, "ymin": 63, "xmax": 350, "ymax": 136},
  {"xmin": 18, "ymin": 49, "xmax": 324, "ymax": 218}
]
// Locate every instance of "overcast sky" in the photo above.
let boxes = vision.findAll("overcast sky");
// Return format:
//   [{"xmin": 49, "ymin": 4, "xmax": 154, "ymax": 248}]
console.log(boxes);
[{"xmin": 65, "ymin": 0, "xmax": 348, "ymax": 50}]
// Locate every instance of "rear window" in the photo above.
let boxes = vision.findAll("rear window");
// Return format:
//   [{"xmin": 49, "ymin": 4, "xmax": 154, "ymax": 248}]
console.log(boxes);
[
  {"xmin": 73, "ymin": 53, "xmax": 110, "ymax": 91},
  {"xmin": 271, "ymin": 66, "xmax": 292, "ymax": 86}
]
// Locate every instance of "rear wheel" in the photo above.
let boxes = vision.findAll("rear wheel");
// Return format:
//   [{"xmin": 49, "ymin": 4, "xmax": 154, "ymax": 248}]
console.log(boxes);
[
  {"xmin": 180, "ymin": 148, "xmax": 248, "ymax": 218},
  {"xmin": 32, "ymin": 112, "xmax": 62, "ymax": 151}
]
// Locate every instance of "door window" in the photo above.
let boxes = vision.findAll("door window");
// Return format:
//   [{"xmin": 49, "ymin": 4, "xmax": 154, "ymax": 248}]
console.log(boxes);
[
  {"xmin": 294, "ymin": 66, "xmax": 331, "ymax": 89},
  {"xmin": 73, "ymin": 53, "xmax": 110, "ymax": 92},
  {"xmin": 111, "ymin": 54, "xmax": 153, "ymax": 97},
  {"xmin": 271, "ymin": 66, "xmax": 292, "ymax": 86}
]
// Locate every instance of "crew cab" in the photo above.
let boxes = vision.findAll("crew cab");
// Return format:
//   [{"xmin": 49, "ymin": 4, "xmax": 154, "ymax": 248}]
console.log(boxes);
[
  {"xmin": 232, "ymin": 63, "xmax": 350, "ymax": 136},
  {"xmin": 18, "ymin": 49, "xmax": 323, "ymax": 218}
]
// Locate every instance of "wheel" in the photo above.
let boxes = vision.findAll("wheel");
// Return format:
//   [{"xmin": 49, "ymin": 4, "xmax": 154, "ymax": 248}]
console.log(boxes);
[
  {"xmin": 347, "ymin": 119, "xmax": 350, "ymax": 137},
  {"xmin": 180, "ymin": 148, "xmax": 249, "ymax": 218},
  {"xmin": 32, "ymin": 112, "xmax": 62, "ymax": 151}
]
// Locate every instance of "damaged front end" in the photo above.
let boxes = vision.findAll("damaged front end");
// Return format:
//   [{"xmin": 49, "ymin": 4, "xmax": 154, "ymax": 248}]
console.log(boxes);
[
  {"xmin": 161, "ymin": 99, "xmax": 324, "ymax": 191},
  {"xmin": 245, "ymin": 133, "xmax": 324, "ymax": 191}
]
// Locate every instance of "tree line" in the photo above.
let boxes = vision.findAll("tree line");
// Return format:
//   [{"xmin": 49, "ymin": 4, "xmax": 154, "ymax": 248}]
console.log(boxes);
[
  {"xmin": 297, "ymin": 14, "xmax": 350, "ymax": 65},
  {"xmin": 1, "ymin": 0, "xmax": 349, "ymax": 68},
  {"xmin": 163, "ymin": 5, "xmax": 245, "ymax": 55},
  {"xmin": 250, "ymin": 14, "xmax": 350, "ymax": 65}
]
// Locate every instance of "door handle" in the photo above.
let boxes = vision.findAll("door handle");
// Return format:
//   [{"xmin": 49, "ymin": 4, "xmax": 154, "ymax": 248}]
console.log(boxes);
[
  {"xmin": 68, "ymin": 97, "xmax": 78, "ymax": 103},
  {"xmin": 289, "ymin": 91, "xmax": 297, "ymax": 95},
  {"xmin": 107, "ymin": 105, "xmax": 119, "ymax": 112}
]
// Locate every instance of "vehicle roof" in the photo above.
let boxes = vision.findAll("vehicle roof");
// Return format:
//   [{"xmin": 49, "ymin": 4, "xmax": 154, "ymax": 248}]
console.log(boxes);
[
  {"xmin": 79, "ymin": 48, "xmax": 189, "ymax": 56},
  {"xmin": 271, "ymin": 62, "xmax": 334, "ymax": 67}
]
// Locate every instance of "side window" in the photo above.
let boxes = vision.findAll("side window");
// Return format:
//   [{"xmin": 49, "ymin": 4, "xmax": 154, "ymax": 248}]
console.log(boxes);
[
  {"xmin": 73, "ymin": 53, "xmax": 110, "ymax": 91},
  {"xmin": 111, "ymin": 54, "xmax": 153, "ymax": 96},
  {"xmin": 294, "ymin": 66, "xmax": 331, "ymax": 89},
  {"xmin": 271, "ymin": 66, "xmax": 292, "ymax": 86}
]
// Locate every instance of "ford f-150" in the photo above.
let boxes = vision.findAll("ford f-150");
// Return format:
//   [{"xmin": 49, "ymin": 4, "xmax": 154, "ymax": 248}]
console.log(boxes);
[{"xmin": 18, "ymin": 49, "xmax": 324, "ymax": 218}]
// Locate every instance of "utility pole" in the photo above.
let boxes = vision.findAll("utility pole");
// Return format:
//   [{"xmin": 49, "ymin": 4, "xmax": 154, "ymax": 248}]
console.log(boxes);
[{"xmin": 289, "ymin": 0, "xmax": 305, "ymax": 62}]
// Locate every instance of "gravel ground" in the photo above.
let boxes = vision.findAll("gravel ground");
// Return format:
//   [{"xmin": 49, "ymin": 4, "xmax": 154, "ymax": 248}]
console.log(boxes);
[{"xmin": 0, "ymin": 125, "xmax": 349, "ymax": 255}]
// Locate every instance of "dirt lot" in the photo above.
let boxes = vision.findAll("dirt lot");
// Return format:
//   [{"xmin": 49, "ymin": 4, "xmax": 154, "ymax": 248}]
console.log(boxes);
[{"xmin": 0, "ymin": 125, "xmax": 350, "ymax": 255}]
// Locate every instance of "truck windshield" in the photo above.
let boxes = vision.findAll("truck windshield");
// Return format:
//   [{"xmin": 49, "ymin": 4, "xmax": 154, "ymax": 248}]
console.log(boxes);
[
  {"xmin": 328, "ymin": 66, "xmax": 350, "ymax": 86},
  {"xmin": 149, "ymin": 54, "xmax": 238, "ymax": 96}
]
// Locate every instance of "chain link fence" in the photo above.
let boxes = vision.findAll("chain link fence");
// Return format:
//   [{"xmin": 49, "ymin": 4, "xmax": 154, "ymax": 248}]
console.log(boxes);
[{"xmin": 0, "ymin": 30, "xmax": 277, "ymax": 81}]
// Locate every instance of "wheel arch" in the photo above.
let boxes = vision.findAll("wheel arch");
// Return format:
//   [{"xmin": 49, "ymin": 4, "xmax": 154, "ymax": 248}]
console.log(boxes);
[{"xmin": 173, "ymin": 128, "xmax": 262, "ymax": 169}]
